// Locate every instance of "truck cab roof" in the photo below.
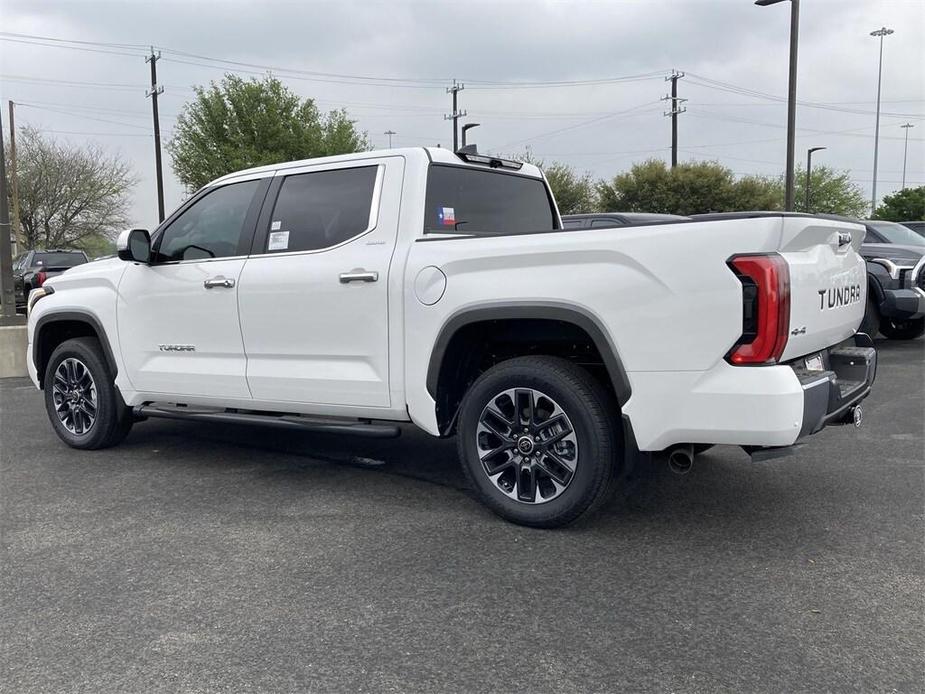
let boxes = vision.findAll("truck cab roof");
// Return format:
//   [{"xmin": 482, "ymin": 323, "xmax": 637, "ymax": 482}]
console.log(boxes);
[{"xmin": 209, "ymin": 147, "xmax": 544, "ymax": 190}]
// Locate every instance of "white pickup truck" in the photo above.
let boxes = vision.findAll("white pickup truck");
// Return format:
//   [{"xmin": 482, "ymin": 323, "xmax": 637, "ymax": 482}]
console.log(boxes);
[{"xmin": 26, "ymin": 146, "xmax": 877, "ymax": 526}]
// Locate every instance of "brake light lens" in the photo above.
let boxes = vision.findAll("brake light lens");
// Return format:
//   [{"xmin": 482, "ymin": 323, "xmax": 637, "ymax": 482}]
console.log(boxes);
[
  {"xmin": 727, "ymin": 254, "xmax": 790, "ymax": 365},
  {"xmin": 36, "ymin": 270, "xmax": 48, "ymax": 287}
]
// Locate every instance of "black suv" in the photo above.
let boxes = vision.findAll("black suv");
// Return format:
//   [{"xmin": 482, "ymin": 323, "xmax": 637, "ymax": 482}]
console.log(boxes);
[
  {"xmin": 12, "ymin": 250, "xmax": 88, "ymax": 311},
  {"xmin": 857, "ymin": 220, "xmax": 925, "ymax": 340}
]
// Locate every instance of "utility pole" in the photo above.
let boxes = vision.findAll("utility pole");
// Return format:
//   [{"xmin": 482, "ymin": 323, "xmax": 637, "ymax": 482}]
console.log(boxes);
[
  {"xmin": 869, "ymin": 26, "xmax": 894, "ymax": 214},
  {"xmin": 662, "ymin": 70, "xmax": 686, "ymax": 168},
  {"xmin": 0, "ymin": 105, "xmax": 15, "ymax": 319},
  {"xmin": 900, "ymin": 123, "xmax": 914, "ymax": 189},
  {"xmin": 146, "ymin": 47, "xmax": 166, "ymax": 223},
  {"xmin": 383, "ymin": 130, "xmax": 396, "ymax": 148},
  {"xmin": 7, "ymin": 100, "xmax": 22, "ymax": 255},
  {"xmin": 805, "ymin": 146, "xmax": 826, "ymax": 213},
  {"xmin": 444, "ymin": 80, "xmax": 466, "ymax": 152}
]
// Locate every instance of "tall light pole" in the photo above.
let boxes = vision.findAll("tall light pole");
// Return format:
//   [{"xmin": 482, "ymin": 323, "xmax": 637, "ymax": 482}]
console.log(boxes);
[
  {"xmin": 384, "ymin": 130, "xmax": 396, "ymax": 148},
  {"xmin": 805, "ymin": 146, "xmax": 826, "ymax": 212},
  {"xmin": 900, "ymin": 123, "xmax": 914, "ymax": 189},
  {"xmin": 870, "ymin": 26, "xmax": 894, "ymax": 214},
  {"xmin": 756, "ymin": 0, "xmax": 800, "ymax": 211},
  {"xmin": 461, "ymin": 123, "xmax": 480, "ymax": 149}
]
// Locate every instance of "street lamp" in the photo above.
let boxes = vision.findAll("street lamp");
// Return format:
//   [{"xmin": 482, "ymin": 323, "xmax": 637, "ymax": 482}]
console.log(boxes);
[
  {"xmin": 461, "ymin": 123, "xmax": 480, "ymax": 149},
  {"xmin": 900, "ymin": 123, "xmax": 914, "ymax": 189},
  {"xmin": 870, "ymin": 26, "xmax": 894, "ymax": 213},
  {"xmin": 756, "ymin": 0, "xmax": 800, "ymax": 211},
  {"xmin": 805, "ymin": 146, "xmax": 826, "ymax": 212},
  {"xmin": 383, "ymin": 130, "xmax": 396, "ymax": 148}
]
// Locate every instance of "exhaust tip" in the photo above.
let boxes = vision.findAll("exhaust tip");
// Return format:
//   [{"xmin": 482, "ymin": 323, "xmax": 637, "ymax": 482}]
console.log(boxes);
[
  {"xmin": 849, "ymin": 405, "xmax": 863, "ymax": 428},
  {"xmin": 666, "ymin": 444, "xmax": 694, "ymax": 475}
]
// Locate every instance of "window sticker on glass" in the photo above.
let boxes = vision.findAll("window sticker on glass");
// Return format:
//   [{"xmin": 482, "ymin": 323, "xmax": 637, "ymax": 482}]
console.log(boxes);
[
  {"xmin": 437, "ymin": 207, "xmax": 456, "ymax": 226},
  {"xmin": 268, "ymin": 230, "xmax": 290, "ymax": 251},
  {"xmin": 271, "ymin": 220, "xmax": 282, "ymax": 231}
]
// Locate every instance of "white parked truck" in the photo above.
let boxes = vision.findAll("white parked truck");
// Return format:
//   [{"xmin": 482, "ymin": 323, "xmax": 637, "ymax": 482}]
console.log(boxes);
[{"xmin": 27, "ymin": 147, "xmax": 876, "ymax": 526}]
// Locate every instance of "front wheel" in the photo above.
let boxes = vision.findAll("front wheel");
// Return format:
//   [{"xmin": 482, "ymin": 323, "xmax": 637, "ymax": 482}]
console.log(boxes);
[
  {"xmin": 879, "ymin": 316, "xmax": 925, "ymax": 340},
  {"xmin": 456, "ymin": 356, "xmax": 620, "ymax": 527},
  {"xmin": 44, "ymin": 337, "xmax": 133, "ymax": 449}
]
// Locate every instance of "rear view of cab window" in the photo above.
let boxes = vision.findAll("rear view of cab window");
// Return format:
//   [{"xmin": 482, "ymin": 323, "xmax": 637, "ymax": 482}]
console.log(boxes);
[
  {"xmin": 34, "ymin": 252, "xmax": 87, "ymax": 268},
  {"xmin": 424, "ymin": 165, "xmax": 556, "ymax": 235},
  {"xmin": 267, "ymin": 166, "xmax": 379, "ymax": 253}
]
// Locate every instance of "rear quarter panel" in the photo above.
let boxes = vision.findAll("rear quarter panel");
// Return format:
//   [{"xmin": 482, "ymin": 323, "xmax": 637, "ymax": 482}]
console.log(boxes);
[{"xmin": 404, "ymin": 218, "xmax": 786, "ymax": 433}]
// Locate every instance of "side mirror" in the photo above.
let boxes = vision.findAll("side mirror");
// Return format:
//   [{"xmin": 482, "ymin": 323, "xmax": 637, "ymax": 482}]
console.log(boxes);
[{"xmin": 117, "ymin": 228, "xmax": 151, "ymax": 263}]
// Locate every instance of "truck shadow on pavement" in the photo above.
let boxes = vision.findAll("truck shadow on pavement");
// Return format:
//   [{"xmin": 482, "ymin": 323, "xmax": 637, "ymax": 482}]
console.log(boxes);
[{"xmin": 117, "ymin": 335, "xmax": 921, "ymax": 531}]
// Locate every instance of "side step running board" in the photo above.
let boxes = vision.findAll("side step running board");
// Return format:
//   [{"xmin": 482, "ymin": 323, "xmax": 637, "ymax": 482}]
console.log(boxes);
[{"xmin": 133, "ymin": 405, "xmax": 401, "ymax": 439}]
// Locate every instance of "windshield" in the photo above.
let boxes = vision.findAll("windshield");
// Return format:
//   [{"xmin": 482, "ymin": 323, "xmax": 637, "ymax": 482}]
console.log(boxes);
[
  {"xmin": 869, "ymin": 221, "xmax": 925, "ymax": 246},
  {"xmin": 33, "ymin": 252, "xmax": 87, "ymax": 268}
]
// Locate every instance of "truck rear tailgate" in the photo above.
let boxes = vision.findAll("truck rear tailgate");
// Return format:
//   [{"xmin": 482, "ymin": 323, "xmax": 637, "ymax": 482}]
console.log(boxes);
[{"xmin": 778, "ymin": 217, "xmax": 867, "ymax": 361}]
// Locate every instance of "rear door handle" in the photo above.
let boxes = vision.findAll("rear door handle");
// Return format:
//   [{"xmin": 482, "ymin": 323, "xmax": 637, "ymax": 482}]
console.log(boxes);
[
  {"xmin": 204, "ymin": 276, "xmax": 235, "ymax": 289},
  {"xmin": 339, "ymin": 270, "xmax": 379, "ymax": 283}
]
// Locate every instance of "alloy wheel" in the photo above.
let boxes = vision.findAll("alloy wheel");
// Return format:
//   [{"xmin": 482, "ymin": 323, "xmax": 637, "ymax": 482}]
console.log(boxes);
[
  {"xmin": 475, "ymin": 387, "xmax": 579, "ymax": 504},
  {"xmin": 52, "ymin": 357, "xmax": 98, "ymax": 435}
]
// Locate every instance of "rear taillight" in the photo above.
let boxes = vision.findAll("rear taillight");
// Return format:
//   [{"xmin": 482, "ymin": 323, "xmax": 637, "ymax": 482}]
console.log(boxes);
[
  {"xmin": 36, "ymin": 271, "xmax": 48, "ymax": 287},
  {"xmin": 727, "ymin": 254, "xmax": 790, "ymax": 365}
]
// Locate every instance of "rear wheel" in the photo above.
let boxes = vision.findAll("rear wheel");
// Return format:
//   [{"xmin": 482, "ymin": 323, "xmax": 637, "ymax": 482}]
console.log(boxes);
[
  {"xmin": 44, "ymin": 337, "xmax": 133, "ymax": 449},
  {"xmin": 879, "ymin": 316, "xmax": 925, "ymax": 340},
  {"xmin": 456, "ymin": 356, "xmax": 619, "ymax": 528}
]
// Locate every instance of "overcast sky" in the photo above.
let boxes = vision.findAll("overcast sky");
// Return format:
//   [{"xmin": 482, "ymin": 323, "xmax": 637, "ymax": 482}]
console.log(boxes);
[{"xmin": 1, "ymin": 0, "xmax": 923, "ymax": 229}]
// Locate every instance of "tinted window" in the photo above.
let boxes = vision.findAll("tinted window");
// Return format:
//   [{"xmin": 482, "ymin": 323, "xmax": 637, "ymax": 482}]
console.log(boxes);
[
  {"xmin": 33, "ymin": 252, "xmax": 87, "ymax": 268},
  {"xmin": 424, "ymin": 165, "xmax": 556, "ymax": 234},
  {"xmin": 266, "ymin": 166, "xmax": 378, "ymax": 253},
  {"xmin": 868, "ymin": 221, "xmax": 925, "ymax": 247},
  {"xmin": 157, "ymin": 180, "xmax": 260, "ymax": 262}
]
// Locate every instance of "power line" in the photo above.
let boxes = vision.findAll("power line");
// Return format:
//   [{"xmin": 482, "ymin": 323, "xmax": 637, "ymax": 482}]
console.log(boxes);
[
  {"xmin": 0, "ymin": 36, "xmax": 147, "ymax": 58},
  {"xmin": 2, "ymin": 31, "xmax": 669, "ymax": 90},
  {"xmin": 16, "ymin": 103, "xmax": 153, "ymax": 129},
  {"xmin": 684, "ymin": 71, "xmax": 925, "ymax": 119},
  {"xmin": 492, "ymin": 101, "xmax": 663, "ymax": 152}
]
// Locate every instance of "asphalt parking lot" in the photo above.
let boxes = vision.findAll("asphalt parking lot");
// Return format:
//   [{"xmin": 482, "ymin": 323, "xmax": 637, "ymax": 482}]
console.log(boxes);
[{"xmin": 1, "ymin": 337, "xmax": 923, "ymax": 694}]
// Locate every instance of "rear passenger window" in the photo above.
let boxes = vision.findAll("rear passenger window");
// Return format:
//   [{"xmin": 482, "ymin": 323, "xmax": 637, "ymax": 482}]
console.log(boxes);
[{"xmin": 266, "ymin": 166, "xmax": 379, "ymax": 253}]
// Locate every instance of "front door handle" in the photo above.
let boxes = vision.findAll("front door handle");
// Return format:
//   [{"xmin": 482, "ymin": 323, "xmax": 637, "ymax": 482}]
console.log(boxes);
[
  {"xmin": 339, "ymin": 270, "xmax": 379, "ymax": 283},
  {"xmin": 204, "ymin": 276, "xmax": 235, "ymax": 289}
]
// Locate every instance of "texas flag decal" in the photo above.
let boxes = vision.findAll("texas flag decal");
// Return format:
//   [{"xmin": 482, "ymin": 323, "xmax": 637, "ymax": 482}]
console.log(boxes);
[{"xmin": 438, "ymin": 206, "xmax": 456, "ymax": 226}]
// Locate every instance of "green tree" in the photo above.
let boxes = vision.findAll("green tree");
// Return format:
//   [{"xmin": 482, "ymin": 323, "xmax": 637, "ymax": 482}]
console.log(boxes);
[
  {"xmin": 792, "ymin": 166, "xmax": 867, "ymax": 217},
  {"xmin": 513, "ymin": 150, "xmax": 597, "ymax": 214},
  {"xmin": 597, "ymin": 159, "xmax": 780, "ymax": 215},
  {"xmin": 873, "ymin": 186, "xmax": 925, "ymax": 221},
  {"xmin": 7, "ymin": 127, "xmax": 135, "ymax": 252},
  {"xmin": 543, "ymin": 162, "xmax": 597, "ymax": 214},
  {"xmin": 168, "ymin": 74, "xmax": 371, "ymax": 191}
]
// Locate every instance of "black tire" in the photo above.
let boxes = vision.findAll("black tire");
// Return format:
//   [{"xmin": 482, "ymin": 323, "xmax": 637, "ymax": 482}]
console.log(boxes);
[
  {"xmin": 44, "ymin": 337, "xmax": 133, "ymax": 450},
  {"xmin": 879, "ymin": 316, "xmax": 925, "ymax": 340},
  {"xmin": 859, "ymin": 296, "xmax": 880, "ymax": 338},
  {"xmin": 456, "ymin": 356, "xmax": 620, "ymax": 528}
]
